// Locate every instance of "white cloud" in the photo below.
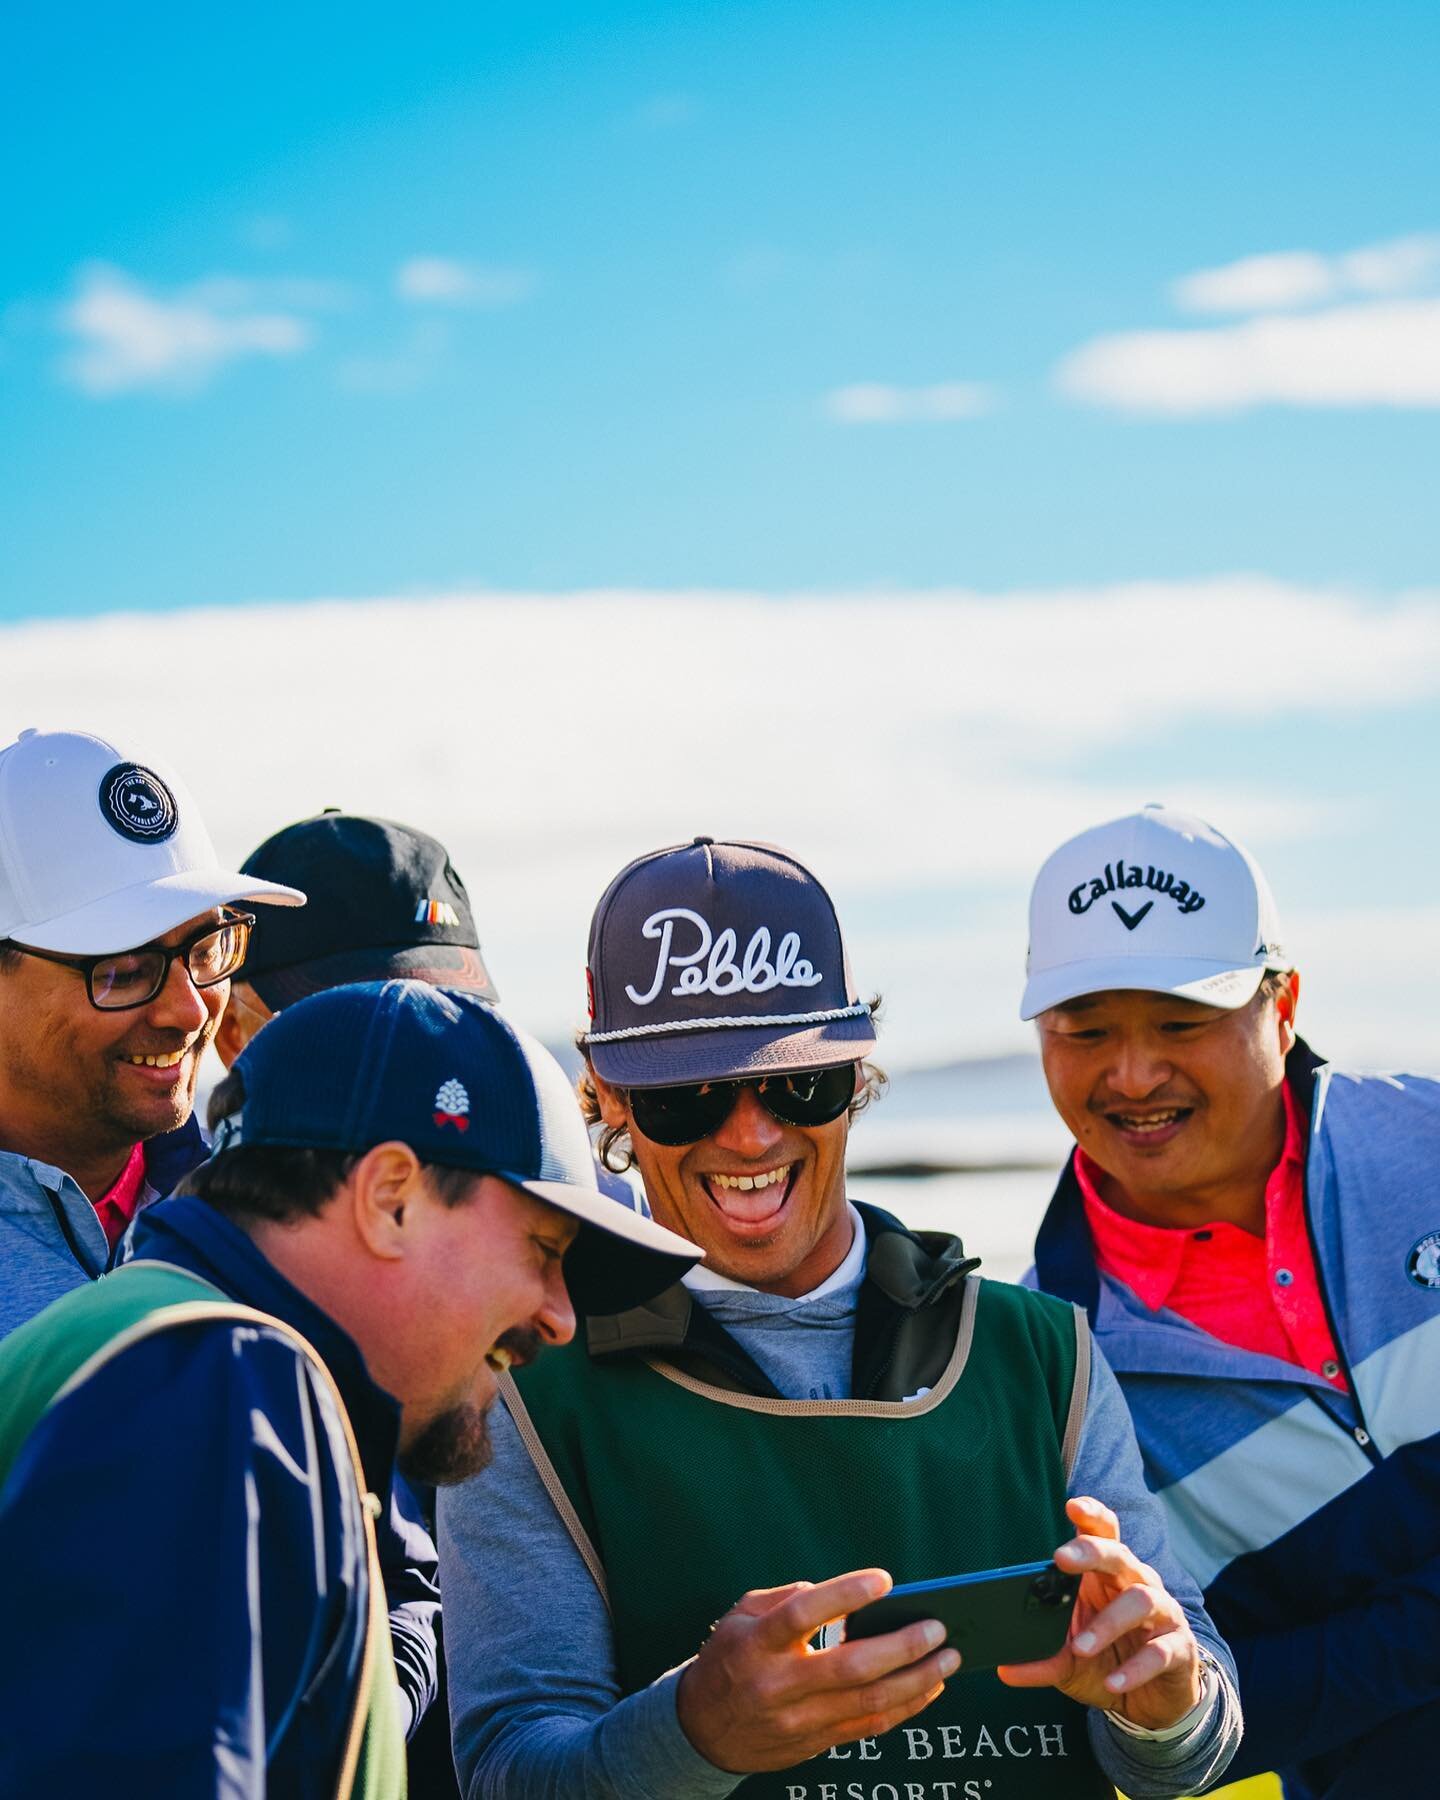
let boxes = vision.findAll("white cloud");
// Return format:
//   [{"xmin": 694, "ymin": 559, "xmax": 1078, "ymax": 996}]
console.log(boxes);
[
  {"xmin": 395, "ymin": 257, "xmax": 536, "ymax": 307},
  {"xmin": 1173, "ymin": 251, "xmax": 1337, "ymax": 314},
  {"xmin": 1055, "ymin": 297, "xmax": 1440, "ymax": 415},
  {"xmin": 1173, "ymin": 232, "xmax": 1440, "ymax": 314},
  {"xmin": 1280, "ymin": 905, "xmax": 1440, "ymax": 1071},
  {"xmin": 1341, "ymin": 234, "xmax": 1440, "ymax": 295},
  {"xmin": 4, "ymin": 580, "xmax": 1438, "ymax": 1062},
  {"xmin": 1061, "ymin": 230, "xmax": 1440, "ymax": 415},
  {"xmin": 825, "ymin": 381, "xmax": 994, "ymax": 423},
  {"xmin": 57, "ymin": 264, "xmax": 314, "ymax": 396}
]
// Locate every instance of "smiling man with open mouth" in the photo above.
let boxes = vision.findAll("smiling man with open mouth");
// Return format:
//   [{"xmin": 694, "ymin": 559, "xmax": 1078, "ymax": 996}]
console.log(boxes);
[
  {"xmin": 1025, "ymin": 803, "xmax": 1440, "ymax": 1800},
  {"xmin": 0, "ymin": 726, "xmax": 305, "ymax": 1336},
  {"xmin": 0, "ymin": 979, "xmax": 700, "ymax": 1796},
  {"xmin": 439, "ymin": 835, "xmax": 1241, "ymax": 1800}
]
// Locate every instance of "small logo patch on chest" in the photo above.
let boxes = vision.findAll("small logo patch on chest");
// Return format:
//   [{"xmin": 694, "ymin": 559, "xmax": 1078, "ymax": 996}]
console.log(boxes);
[{"xmin": 1406, "ymin": 1231, "xmax": 1440, "ymax": 1289}]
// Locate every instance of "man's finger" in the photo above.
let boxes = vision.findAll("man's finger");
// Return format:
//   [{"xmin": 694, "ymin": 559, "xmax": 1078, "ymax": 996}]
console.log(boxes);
[
  {"xmin": 995, "ymin": 1650, "xmax": 1072, "ymax": 1690},
  {"xmin": 776, "ymin": 1648, "xmax": 960, "ymax": 1745},
  {"xmin": 1055, "ymin": 1533, "xmax": 1149, "ymax": 1585},
  {"xmin": 1069, "ymin": 1583, "xmax": 1168, "ymax": 1658},
  {"xmin": 754, "ymin": 1569, "xmax": 893, "ymax": 1650},
  {"xmin": 816, "ymin": 1618, "xmax": 951, "ymax": 1688},
  {"xmin": 1066, "ymin": 1495, "xmax": 1120, "ymax": 1539},
  {"xmin": 1100, "ymin": 1631, "xmax": 1191, "ymax": 1697},
  {"xmin": 824, "ymin": 1677, "xmax": 953, "ymax": 1750},
  {"xmin": 731, "ymin": 1582, "xmax": 815, "ymax": 1620}
]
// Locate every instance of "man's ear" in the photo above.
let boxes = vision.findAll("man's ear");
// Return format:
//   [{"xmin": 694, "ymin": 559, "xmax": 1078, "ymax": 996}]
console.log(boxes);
[
  {"xmin": 214, "ymin": 981, "xmax": 271, "ymax": 1070},
  {"xmin": 589, "ymin": 1067, "xmax": 632, "ymax": 1131},
  {"xmin": 346, "ymin": 1141, "xmax": 428, "ymax": 1261},
  {"xmin": 1274, "ymin": 969, "xmax": 1301, "ymax": 1055}
]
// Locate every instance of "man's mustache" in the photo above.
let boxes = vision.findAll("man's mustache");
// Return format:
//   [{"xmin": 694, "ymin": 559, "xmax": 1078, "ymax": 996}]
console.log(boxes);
[{"xmin": 494, "ymin": 1325, "xmax": 545, "ymax": 1371}]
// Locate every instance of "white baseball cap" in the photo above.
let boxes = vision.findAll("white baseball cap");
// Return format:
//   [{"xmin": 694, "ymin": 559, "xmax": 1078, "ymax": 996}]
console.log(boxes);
[
  {"xmin": 1020, "ymin": 804, "xmax": 1289, "ymax": 1020},
  {"xmin": 0, "ymin": 729, "xmax": 305, "ymax": 954}
]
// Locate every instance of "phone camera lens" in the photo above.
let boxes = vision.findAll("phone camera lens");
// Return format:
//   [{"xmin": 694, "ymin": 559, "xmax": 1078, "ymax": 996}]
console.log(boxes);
[{"xmin": 1029, "ymin": 1566, "xmax": 1069, "ymax": 1607}]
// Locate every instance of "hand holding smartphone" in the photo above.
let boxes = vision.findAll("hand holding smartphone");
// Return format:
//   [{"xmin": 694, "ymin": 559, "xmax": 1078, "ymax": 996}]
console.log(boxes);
[{"xmin": 844, "ymin": 1559, "xmax": 1080, "ymax": 1673}]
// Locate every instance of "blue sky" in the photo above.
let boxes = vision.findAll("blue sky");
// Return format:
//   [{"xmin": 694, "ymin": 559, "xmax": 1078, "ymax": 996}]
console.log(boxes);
[
  {"xmin": 4, "ymin": 4, "xmax": 1440, "ymax": 1070},
  {"xmin": 6, "ymin": 0, "xmax": 1440, "ymax": 613}
]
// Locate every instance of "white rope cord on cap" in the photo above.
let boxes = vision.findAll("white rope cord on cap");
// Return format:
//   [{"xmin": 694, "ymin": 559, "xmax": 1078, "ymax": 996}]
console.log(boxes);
[{"xmin": 583, "ymin": 1001, "xmax": 872, "ymax": 1043}]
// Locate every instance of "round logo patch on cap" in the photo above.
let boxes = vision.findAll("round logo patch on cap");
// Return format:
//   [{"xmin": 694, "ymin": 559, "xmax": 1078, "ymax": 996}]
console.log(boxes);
[
  {"xmin": 98, "ymin": 762, "xmax": 179, "ymax": 844},
  {"xmin": 1406, "ymin": 1231, "xmax": 1440, "ymax": 1290}
]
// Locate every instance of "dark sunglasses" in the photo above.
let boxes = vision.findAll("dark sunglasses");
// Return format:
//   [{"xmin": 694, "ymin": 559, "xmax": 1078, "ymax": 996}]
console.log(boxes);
[
  {"xmin": 628, "ymin": 1062, "xmax": 857, "ymax": 1146},
  {"xmin": 10, "ymin": 912, "xmax": 254, "ymax": 1012}
]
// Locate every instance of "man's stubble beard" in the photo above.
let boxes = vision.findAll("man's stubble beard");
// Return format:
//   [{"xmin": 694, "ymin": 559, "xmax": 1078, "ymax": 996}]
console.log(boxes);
[
  {"xmin": 1, "ymin": 1029, "xmax": 192, "ymax": 1164},
  {"xmin": 399, "ymin": 1402, "xmax": 494, "ymax": 1486},
  {"xmin": 398, "ymin": 1325, "xmax": 548, "ymax": 1487}
]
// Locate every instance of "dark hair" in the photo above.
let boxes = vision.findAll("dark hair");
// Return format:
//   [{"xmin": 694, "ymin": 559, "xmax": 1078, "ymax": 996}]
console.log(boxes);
[
  {"xmin": 181, "ymin": 1068, "xmax": 479, "ymax": 1223},
  {"xmin": 1259, "ymin": 968, "xmax": 1296, "ymax": 1003},
  {"xmin": 0, "ymin": 941, "xmax": 22, "ymax": 973},
  {"xmin": 575, "ymin": 996, "xmax": 889, "ymax": 1173}
]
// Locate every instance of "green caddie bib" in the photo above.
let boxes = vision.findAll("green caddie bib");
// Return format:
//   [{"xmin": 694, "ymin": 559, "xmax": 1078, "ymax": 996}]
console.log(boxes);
[
  {"xmin": 0, "ymin": 1260, "xmax": 406, "ymax": 1800},
  {"xmin": 509, "ymin": 1274, "xmax": 1113, "ymax": 1799}
]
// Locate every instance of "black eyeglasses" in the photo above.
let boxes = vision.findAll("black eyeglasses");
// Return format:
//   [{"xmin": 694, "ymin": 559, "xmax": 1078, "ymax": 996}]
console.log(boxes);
[
  {"xmin": 10, "ymin": 912, "xmax": 255, "ymax": 1011},
  {"xmin": 628, "ymin": 1063, "xmax": 857, "ymax": 1146}
]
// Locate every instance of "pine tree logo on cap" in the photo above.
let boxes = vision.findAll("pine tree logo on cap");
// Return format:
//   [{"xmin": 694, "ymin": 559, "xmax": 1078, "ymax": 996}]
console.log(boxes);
[
  {"xmin": 433, "ymin": 1078, "xmax": 470, "ymax": 1131},
  {"xmin": 98, "ymin": 762, "xmax": 179, "ymax": 844}
]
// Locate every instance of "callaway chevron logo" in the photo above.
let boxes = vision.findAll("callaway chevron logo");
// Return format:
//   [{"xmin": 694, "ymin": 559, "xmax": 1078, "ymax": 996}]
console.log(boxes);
[{"xmin": 1068, "ymin": 862, "xmax": 1205, "ymax": 926}]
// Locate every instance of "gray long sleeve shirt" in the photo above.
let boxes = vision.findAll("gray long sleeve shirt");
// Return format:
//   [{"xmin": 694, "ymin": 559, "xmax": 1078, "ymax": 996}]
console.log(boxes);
[{"xmin": 439, "ymin": 1230, "xmax": 1241, "ymax": 1799}]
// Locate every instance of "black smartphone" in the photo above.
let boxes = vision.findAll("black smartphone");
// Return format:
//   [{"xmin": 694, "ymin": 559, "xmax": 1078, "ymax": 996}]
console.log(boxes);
[{"xmin": 844, "ymin": 1560, "xmax": 1080, "ymax": 1672}]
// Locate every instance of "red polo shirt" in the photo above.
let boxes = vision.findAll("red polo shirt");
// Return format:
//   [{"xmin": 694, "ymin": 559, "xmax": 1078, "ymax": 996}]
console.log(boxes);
[
  {"xmin": 1077, "ymin": 1082, "xmax": 1348, "ymax": 1392},
  {"xmin": 92, "ymin": 1143, "xmax": 147, "ymax": 1252}
]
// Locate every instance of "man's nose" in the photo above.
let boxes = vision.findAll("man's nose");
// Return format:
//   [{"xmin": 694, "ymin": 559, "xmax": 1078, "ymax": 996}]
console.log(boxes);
[
  {"xmin": 537, "ymin": 1261, "xmax": 577, "ymax": 1347},
  {"xmin": 145, "ymin": 955, "xmax": 211, "ymax": 1035},
  {"xmin": 1103, "ymin": 1035, "xmax": 1174, "ymax": 1100},
  {"xmin": 709, "ymin": 1082, "xmax": 785, "ymax": 1158}
]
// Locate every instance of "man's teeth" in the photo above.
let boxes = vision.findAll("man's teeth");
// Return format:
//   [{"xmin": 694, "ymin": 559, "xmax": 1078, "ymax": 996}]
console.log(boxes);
[
  {"xmin": 711, "ymin": 1164, "xmax": 793, "ymax": 1193},
  {"xmin": 126, "ymin": 1051, "xmax": 186, "ymax": 1068},
  {"xmin": 485, "ymin": 1347, "xmax": 514, "ymax": 1373},
  {"xmin": 1114, "ymin": 1110, "xmax": 1183, "ymax": 1132}
]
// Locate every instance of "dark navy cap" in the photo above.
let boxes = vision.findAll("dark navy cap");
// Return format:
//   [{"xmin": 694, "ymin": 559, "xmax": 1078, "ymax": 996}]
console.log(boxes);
[
  {"xmin": 581, "ymin": 838, "xmax": 876, "ymax": 1087},
  {"xmin": 239, "ymin": 812, "xmax": 499, "ymax": 1010},
  {"xmin": 230, "ymin": 980, "xmax": 700, "ymax": 1312}
]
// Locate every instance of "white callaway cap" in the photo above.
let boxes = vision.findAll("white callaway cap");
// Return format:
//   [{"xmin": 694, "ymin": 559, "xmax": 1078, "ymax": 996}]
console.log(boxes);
[
  {"xmin": 1020, "ymin": 803, "xmax": 1289, "ymax": 1020},
  {"xmin": 0, "ymin": 728, "xmax": 305, "ymax": 954}
]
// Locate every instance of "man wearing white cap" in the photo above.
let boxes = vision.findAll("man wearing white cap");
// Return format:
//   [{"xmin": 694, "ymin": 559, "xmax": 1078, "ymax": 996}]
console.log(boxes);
[
  {"xmin": 1024, "ymin": 804, "xmax": 1440, "ymax": 1799},
  {"xmin": 0, "ymin": 727, "xmax": 304, "ymax": 1335}
]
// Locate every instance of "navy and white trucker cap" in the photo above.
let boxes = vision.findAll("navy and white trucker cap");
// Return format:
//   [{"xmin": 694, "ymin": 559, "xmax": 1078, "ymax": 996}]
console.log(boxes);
[
  {"xmin": 229, "ymin": 980, "xmax": 701, "ymax": 1312},
  {"xmin": 581, "ymin": 837, "xmax": 876, "ymax": 1087},
  {"xmin": 1020, "ymin": 804, "xmax": 1290, "ymax": 1020}
]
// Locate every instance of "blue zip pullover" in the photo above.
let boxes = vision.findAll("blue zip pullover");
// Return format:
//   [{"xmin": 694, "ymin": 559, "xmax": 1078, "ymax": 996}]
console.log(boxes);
[{"xmin": 1030, "ymin": 1042, "xmax": 1440, "ymax": 1799}]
